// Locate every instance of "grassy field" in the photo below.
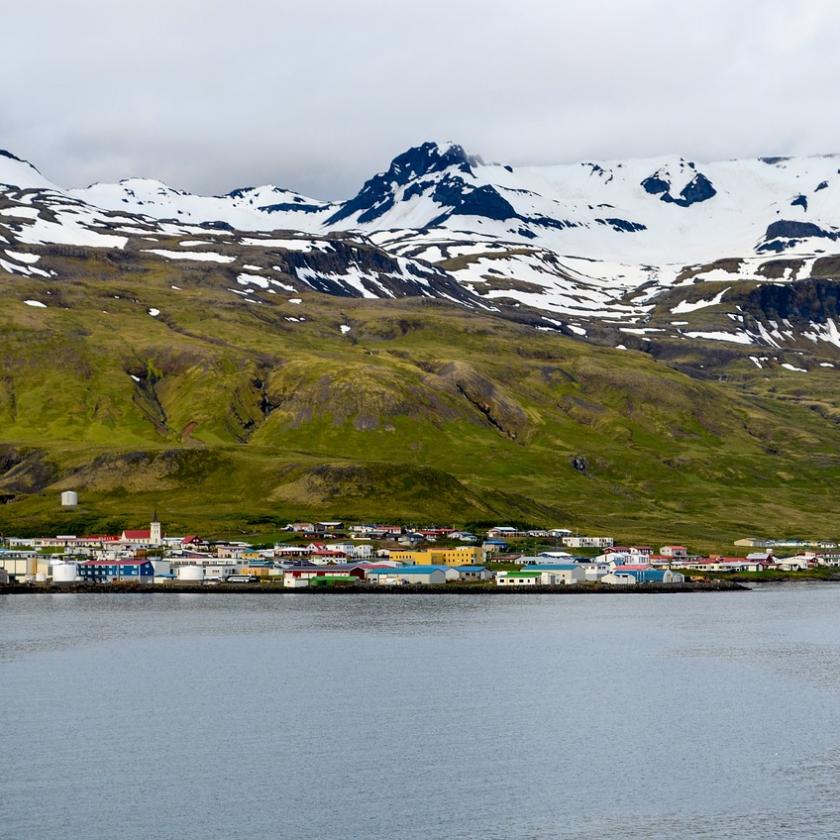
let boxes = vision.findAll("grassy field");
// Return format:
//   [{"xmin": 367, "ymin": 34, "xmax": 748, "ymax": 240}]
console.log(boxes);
[{"xmin": 2, "ymin": 243, "xmax": 840, "ymax": 550}]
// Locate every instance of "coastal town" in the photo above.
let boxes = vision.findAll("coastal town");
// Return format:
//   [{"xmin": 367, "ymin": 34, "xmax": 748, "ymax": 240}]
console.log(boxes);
[{"xmin": 2, "ymin": 510, "xmax": 839, "ymax": 590}]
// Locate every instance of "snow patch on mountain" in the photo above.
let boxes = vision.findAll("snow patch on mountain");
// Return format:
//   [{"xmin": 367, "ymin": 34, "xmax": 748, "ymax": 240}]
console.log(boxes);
[
  {"xmin": 143, "ymin": 249, "xmax": 235, "ymax": 263},
  {"xmin": 671, "ymin": 287, "xmax": 730, "ymax": 314}
]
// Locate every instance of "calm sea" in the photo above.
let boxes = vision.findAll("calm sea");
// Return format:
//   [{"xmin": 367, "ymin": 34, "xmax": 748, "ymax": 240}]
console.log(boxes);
[{"xmin": 2, "ymin": 586, "xmax": 840, "ymax": 840}]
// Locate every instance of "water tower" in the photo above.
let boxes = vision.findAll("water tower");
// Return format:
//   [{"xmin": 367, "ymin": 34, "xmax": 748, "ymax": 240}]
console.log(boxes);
[{"xmin": 61, "ymin": 490, "xmax": 78, "ymax": 509}]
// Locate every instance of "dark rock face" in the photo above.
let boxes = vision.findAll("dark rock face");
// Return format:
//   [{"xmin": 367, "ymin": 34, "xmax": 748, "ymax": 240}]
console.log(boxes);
[
  {"xmin": 816, "ymin": 180, "xmax": 829, "ymax": 192},
  {"xmin": 741, "ymin": 279, "xmax": 840, "ymax": 322},
  {"xmin": 641, "ymin": 176, "xmax": 669, "ymax": 195},
  {"xmin": 597, "ymin": 217, "xmax": 647, "ymax": 233},
  {"xmin": 430, "ymin": 179, "xmax": 516, "ymax": 222},
  {"xmin": 326, "ymin": 142, "xmax": 478, "ymax": 224},
  {"xmin": 675, "ymin": 173, "xmax": 716, "ymax": 206},
  {"xmin": 226, "ymin": 187, "xmax": 255, "ymax": 199},
  {"xmin": 791, "ymin": 195, "xmax": 808, "ymax": 211},
  {"xmin": 259, "ymin": 202, "xmax": 325, "ymax": 215},
  {"xmin": 266, "ymin": 238, "xmax": 479, "ymax": 303},
  {"xmin": 758, "ymin": 220, "xmax": 840, "ymax": 252},
  {"xmin": 526, "ymin": 215, "xmax": 579, "ymax": 231},
  {"xmin": 641, "ymin": 172, "xmax": 716, "ymax": 207},
  {"xmin": 767, "ymin": 220, "xmax": 836, "ymax": 239}
]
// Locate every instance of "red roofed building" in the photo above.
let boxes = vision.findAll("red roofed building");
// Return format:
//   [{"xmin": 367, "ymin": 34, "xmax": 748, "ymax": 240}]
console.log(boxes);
[
  {"xmin": 120, "ymin": 515, "xmax": 163, "ymax": 546},
  {"xmin": 310, "ymin": 550, "xmax": 347, "ymax": 565}
]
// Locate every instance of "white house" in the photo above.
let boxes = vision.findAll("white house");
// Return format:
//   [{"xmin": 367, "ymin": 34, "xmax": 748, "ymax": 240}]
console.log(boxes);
[
  {"xmin": 578, "ymin": 562, "xmax": 611, "ymax": 581},
  {"xmin": 603, "ymin": 552, "xmax": 634, "ymax": 567},
  {"xmin": 601, "ymin": 571, "xmax": 638, "ymax": 586},
  {"xmin": 497, "ymin": 565, "xmax": 586, "ymax": 586},
  {"xmin": 151, "ymin": 558, "xmax": 173, "ymax": 583},
  {"xmin": 774, "ymin": 555, "xmax": 811, "ymax": 571},
  {"xmin": 203, "ymin": 564, "xmax": 242, "ymax": 581},
  {"xmin": 328, "ymin": 542, "xmax": 373, "ymax": 559},
  {"xmin": 547, "ymin": 528, "xmax": 573, "ymax": 537},
  {"xmin": 562, "ymin": 536, "xmax": 614, "ymax": 548},
  {"xmin": 487, "ymin": 526, "xmax": 523, "ymax": 538},
  {"xmin": 496, "ymin": 571, "xmax": 541, "ymax": 586},
  {"xmin": 537, "ymin": 565, "xmax": 585, "ymax": 585}
]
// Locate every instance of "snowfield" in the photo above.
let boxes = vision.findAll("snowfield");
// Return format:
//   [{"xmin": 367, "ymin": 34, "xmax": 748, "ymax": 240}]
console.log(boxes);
[
  {"xmin": 143, "ymin": 249, "xmax": 235, "ymax": 263},
  {"xmin": 3, "ymin": 140, "xmax": 840, "ymax": 354}
]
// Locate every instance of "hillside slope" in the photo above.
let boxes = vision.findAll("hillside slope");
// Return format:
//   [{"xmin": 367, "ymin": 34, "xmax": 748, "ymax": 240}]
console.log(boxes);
[
  {"xmin": 4, "ymin": 143, "xmax": 840, "ymax": 546},
  {"xmin": 2, "ymin": 243, "xmax": 840, "ymax": 547}
]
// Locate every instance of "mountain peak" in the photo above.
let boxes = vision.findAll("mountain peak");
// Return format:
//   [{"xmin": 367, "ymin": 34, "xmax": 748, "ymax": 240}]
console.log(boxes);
[
  {"xmin": 388, "ymin": 140, "xmax": 480, "ymax": 180},
  {"xmin": 325, "ymin": 141, "xmax": 482, "ymax": 226},
  {"xmin": 0, "ymin": 149, "xmax": 55, "ymax": 190}
]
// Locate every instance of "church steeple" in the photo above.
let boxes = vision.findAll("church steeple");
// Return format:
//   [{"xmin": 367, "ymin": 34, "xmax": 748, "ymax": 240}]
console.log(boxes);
[{"xmin": 150, "ymin": 509, "xmax": 162, "ymax": 546}]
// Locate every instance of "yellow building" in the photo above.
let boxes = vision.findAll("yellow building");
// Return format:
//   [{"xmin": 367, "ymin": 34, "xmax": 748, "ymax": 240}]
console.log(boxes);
[
  {"xmin": 390, "ymin": 547, "xmax": 485, "ymax": 567},
  {"xmin": 241, "ymin": 565, "xmax": 272, "ymax": 578}
]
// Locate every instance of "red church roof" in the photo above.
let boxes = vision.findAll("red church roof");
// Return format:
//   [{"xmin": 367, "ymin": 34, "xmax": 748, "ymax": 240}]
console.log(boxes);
[{"xmin": 122, "ymin": 530, "xmax": 151, "ymax": 540}]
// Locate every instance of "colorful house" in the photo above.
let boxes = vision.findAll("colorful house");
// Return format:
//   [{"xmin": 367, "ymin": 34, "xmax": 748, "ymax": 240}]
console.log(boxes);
[
  {"xmin": 367, "ymin": 566, "xmax": 448, "ymax": 585},
  {"xmin": 389, "ymin": 547, "xmax": 484, "ymax": 566},
  {"xmin": 78, "ymin": 558, "xmax": 154, "ymax": 583}
]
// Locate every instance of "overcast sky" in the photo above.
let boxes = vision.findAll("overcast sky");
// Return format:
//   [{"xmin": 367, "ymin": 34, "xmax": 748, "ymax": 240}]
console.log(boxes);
[{"xmin": 3, "ymin": 0, "xmax": 840, "ymax": 199}]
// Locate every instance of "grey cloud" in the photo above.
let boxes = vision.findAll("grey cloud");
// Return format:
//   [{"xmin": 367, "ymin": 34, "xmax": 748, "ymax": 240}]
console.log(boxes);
[{"xmin": 2, "ymin": 0, "xmax": 839, "ymax": 199}]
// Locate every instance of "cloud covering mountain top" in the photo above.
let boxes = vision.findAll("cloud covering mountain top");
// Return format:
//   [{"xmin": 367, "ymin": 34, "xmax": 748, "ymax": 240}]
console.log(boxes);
[{"xmin": 4, "ymin": 0, "xmax": 840, "ymax": 198}]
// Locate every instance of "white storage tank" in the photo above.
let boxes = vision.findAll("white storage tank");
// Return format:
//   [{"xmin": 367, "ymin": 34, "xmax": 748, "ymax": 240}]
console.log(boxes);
[
  {"xmin": 61, "ymin": 491, "xmax": 78, "ymax": 508},
  {"xmin": 177, "ymin": 565, "xmax": 204, "ymax": 582},
  {"xmin": 52, "ymin": 561, "xmax": 79, "ymax": 583}
]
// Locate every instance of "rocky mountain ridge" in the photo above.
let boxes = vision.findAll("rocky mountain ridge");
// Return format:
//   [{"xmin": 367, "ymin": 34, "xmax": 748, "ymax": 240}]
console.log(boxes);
[{"xmin": 5, "ymin": 142, "xmax": 840, "ymax": 367}]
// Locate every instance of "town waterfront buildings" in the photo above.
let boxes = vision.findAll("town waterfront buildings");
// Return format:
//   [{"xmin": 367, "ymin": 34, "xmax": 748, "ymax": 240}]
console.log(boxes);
[{"xmin": 1, "ymin": 514, "xmax": 836, "ymax": 589}]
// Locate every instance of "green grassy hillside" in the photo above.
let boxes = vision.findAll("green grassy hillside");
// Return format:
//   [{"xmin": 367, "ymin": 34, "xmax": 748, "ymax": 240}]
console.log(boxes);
[{"xmin": 2, "ymin": 245, "xmax": 840, "ymax": 551}]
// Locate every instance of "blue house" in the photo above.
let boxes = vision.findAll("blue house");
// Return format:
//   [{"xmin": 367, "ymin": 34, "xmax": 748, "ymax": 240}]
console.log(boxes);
[
  {"xmin": 366, "ymin": 565, "xmax": 450, "ymax": 585},
  {"xmin": 606, "ymin": 568, "xmax": 684, "ymax": 585},
  {"xmin": 79, "ymin": 558, "xmax": 154, "ymax": 583}
]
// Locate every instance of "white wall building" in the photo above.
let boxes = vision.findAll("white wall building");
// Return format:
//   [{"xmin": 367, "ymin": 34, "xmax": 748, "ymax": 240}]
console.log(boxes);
[
  {"xmin": 562, "ymin": 536, "xmax": 614, "ymax": 548},
  {"xmin": 579, "ymin": 562, "xmax": 611, "ymax": 581},
  {"xmin": 539, "ymin": 567, "xmax": 585, "ymax": 585},
  {"xmin": 327, "ymin": 542, "xmax": 372, "ymax": 559}
]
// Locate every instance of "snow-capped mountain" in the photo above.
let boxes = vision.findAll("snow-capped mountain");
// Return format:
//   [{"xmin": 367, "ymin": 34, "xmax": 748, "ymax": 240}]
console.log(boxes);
[
  {"xmin": 66, "ymin": 140, "xmax": 840, "ymax": 264},
  {"xmin": 5, "ymin": 140, "xmax": 840, "ymax": 363},
  {"xmin": 69, "ymin": 179, "xmax": 335, "ymax": 232},
  {"xmin": 0, "ymin": 149, "xmax": 60, "ymax": 191}
]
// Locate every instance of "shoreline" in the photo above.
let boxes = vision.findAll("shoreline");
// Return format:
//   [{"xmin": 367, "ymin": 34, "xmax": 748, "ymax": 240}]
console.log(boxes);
[{"xmin": 0, "ymin": 580, "xmax": 749, "ymax": 595}]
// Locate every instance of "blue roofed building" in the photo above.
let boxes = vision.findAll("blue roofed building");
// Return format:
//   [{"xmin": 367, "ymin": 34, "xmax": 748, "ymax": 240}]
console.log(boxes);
[
  {"xmin": 601, "ymin": 568, "xmax": 685, "ymax": 585},
  {"xmin": 366, "ymin": 565, "xmax": 450, "ymax": 585},
  {"xmin": 482, "ymin": 539, "xmax": 509, "ymax": 554}
]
